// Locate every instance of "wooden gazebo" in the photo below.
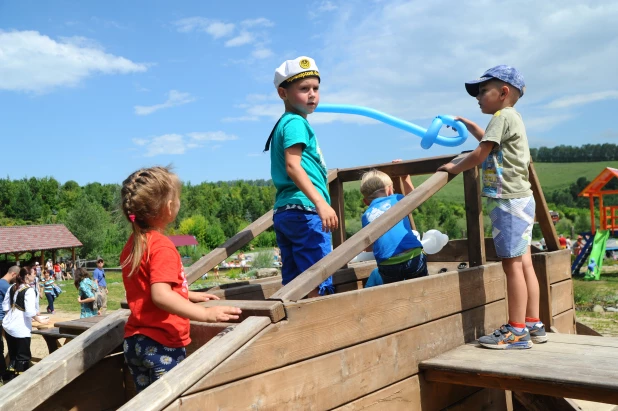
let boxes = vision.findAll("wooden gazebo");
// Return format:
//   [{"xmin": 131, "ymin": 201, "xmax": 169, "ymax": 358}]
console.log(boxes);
[
  {"xmin": 0, "ymin": 224, "xmax": 83, "ymax": 265},
  {"xmin": 579, "ymin": 167, "xmax": 618, "ymax": 234}
]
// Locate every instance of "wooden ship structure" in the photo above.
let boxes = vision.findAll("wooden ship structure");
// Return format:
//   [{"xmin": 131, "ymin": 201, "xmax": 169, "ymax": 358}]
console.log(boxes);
[{"xmin": 1, "ymin": 153, "xmax": 617, "ymax": 411}]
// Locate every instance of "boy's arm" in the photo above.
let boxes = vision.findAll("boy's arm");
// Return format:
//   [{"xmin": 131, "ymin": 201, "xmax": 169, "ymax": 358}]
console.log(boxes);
[
  {"xmin": 437, "ymin": 141, "xmax": 495, "ymax": 174},
  {"xmin": 285, "ymin": 144, "xmax": 339, "ymax": 232}
]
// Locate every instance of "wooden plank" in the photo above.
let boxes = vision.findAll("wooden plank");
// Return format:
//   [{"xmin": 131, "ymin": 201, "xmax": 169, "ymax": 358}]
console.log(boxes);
[
  {"xmin": 185, "ymin": 322, "xmax": 232, "ymax": 356},
  {"xmin": 333, "ymin": 375, "xmax": 421, "ymax": 410},
  {"xmin": 336, "ymin": 153, "xmax": 459, "ymax": 182},
  {"xmin": 329, "ymin": 172, "xmax": 346, "ymax": 249},
  {"xmin": 547, "ymin": 250, "xmax": 572, "ymax": 284},
  {"xmin": 272, "ymin": 158, "xmax": 465, "ymax": 302},
  {"xmin": 0, "ymin": 309, "xmax": 129, "ymax": 411},
  {"xmin": 119, "ymin": 317, "xmax": 271, "ymax": 411},
  {"xmin": 426, "ymin": 238, "xmax": 499, "ymax": 262},
  {"xmin": 513, "ymin": 392, "xmax": 583, "ymax": 411},
  {"xmin": 172, "ymin": 301, "xmax": 506, "ymax": 410},
  {"xmin": 444, "ymin": 388, "xmax": 510, "ymax": 411},
  {"xmin": 576, "ymin": 321, "xmax": 603, "ymax": 337},
  {"xmin": 186, "ymin": 264, "xmax": 506, "ymax": 394},
  {"xmin": 418, "ymin": 373, "xmax": 482, "ymax": 410},
  {"xmin": 529, "ymin": 162, "xmax": 560, "ymax": 251},
  {"xmin": 463, "ymin": 166, "xmax": 486, "ymax": 267},
  {"xmin": 197, "ymin": 300, "xmax": 285, "ymax": 323},
  {"xmin": 34, "ymin": 353, "xmax": 127, "ymax": 411},
  {"xmin": 553, "ymin": 309, "xmax": 575, "ymax": 335},
  {"xmin": 551, "ymin": 280, "xmax": 574, "ymax": 316},
  {"xmin": 532, "ymin": 253, "xmax": 552, "ymax": 329},
  {"xmin": 421, "ymin": 333, "xmax": 618, "ymax": 405}
]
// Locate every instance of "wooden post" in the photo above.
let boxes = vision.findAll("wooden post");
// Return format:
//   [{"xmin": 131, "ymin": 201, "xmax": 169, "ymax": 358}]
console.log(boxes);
[
  {"xmin": 393, "ymin": 176, "xmax": 417, "ymax": 231},
  {"xmin": 589, "ymin": 196, "xmax": 596, "ymax": 235},
  {"xmin": 72, "ymin": 247, "xmax": 76, "ymax": 265},
  {"xmin": 329, "ymin": 172, "xmax": 346, "ymax": 249},
  {"xmin": 528, "ymin": 162, "xmax": 560, "ymax": 251},
  {"xmin": 463, "ymin": 166, "xmax": 485, "ymax": 267},
  {"xmin": 600, "ymin": 194, "xmax": 605, "ymax": 231}
]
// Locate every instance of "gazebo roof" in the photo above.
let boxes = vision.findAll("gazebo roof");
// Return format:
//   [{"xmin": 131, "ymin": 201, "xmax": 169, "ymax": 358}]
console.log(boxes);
[
  {"xmin": 579, "ymin": 167, "xmax": 618, "ymax": 197},
  {"xmin": 167, "ymin": 235, "xmax": 199, "ymax": 247},
  {"xmin": 0, "ymin": 224, "xmax": 83, "ymax": 255}
]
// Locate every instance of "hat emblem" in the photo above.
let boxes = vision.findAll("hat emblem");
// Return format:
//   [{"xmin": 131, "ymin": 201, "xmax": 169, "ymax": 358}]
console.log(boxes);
[{"xmin": 299, "ymin": 59, "xmax": 311, "ymax": 69}]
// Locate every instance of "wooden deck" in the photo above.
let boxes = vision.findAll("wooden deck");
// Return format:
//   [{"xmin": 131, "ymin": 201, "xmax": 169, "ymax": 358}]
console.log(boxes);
[{"xmin": 420, "ymin": 333, "xmax": 618, "ymax": 405}]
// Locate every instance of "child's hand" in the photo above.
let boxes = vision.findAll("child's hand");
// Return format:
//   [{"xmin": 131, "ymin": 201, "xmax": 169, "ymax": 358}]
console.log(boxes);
[
  {"xmin": 189, "ymin": 292, "xmax": 221, "ymax": 303},
  {"xmin": 437, "ymin": 163, "xmax": 458, "ymax": 174},
  {"xmin": 202, "ymin": 306, "xmax": 242, "ymax": 322},
  {"xmin": 315, "ymin": 202, "xmax": 339, "ymax": 233}
]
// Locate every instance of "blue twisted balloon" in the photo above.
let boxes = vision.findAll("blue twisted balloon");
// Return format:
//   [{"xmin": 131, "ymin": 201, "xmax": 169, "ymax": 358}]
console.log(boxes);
[{"xmin": 314, "ymin": 104, "xmax": 468, "ymax": 149}]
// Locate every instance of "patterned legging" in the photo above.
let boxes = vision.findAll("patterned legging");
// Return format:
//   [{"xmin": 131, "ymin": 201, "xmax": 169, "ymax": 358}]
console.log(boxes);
[{"xmin": 123, "ymin": 334, "xmax": 186, "ymax": 392}]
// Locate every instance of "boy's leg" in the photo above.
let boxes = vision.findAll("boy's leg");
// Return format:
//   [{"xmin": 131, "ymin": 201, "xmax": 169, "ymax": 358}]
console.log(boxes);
[
  {"xmin": 502, "ymin": 256, "xmax": 527, "ymax": 325},
  {"xmin": 522, "ymin": 248, "xmax": 547, "ymax": 343}
]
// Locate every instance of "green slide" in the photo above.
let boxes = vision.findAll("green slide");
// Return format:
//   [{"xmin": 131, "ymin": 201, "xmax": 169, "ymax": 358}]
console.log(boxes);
[{"xmin": 584, "ymin": 229, "xmax": 610, "ymax": 281}]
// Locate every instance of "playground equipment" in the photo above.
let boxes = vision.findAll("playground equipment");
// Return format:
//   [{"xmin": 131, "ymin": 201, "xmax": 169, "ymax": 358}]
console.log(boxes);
[
  {"xmin": 315, "ymin": 104, "xmax": 468, "ymax": 149},
  {"xmin": 3, "ymin": 156, "xmax": 617, "ymax": 411},
  {"xmin": 573, "ymin": 167, "xmax": 618, "ymax": 278}
]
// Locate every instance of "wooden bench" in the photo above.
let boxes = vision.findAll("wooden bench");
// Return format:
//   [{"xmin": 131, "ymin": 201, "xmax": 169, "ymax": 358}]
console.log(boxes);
[
  {"xmin": 420, "ymin": 333, "xmax": 618, "ymax": 405},
  {"xmin": 31, "ymin": 327, "xmax": 77, "ymax": 353}
]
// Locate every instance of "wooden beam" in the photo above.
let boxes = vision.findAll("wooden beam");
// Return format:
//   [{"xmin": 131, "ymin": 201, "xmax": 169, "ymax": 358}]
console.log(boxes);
[
  {"xmin": 532, "ymin": 253, "xmax": 553, "ymax": 328},
  {"xmin": 186, "ymin": 263, "xmax": 506, "ymax": 393},
  {"xmin": 197, "ymin": 300, "xmax": 285, "ymax": 323},
  {"xmin": 329, "ymin": 172, "xmax": 346, "ymax": 249},
  {"xmin": 167, "ymin": 301, "xmax": 505, "ymax": 410},
  {"xmin": 119, "ymin": 317, "xmax": 271, "ymax": 411},
  {"xmin": 336, "ymin": 153, "xmax": 459, "ymax": 182},
  {"xmin": 529, "ymin": 162, "xmax": 560, "ymax": 251},
  {"xmin": 463, "ymin": 166, "xmax": 485, "ymax": 267},
  {"xmin": 551, "ymin": 280, "xmax": 574, "ymax": 316},
  {"xmin": 427, "ymin": 238, "xmax": 499, "ymax": 262},
  {"xmin": 513, "ymin": 392, "xmax": 582, "ymax": 411},
  {"xmin": 332, "ymin": 375, "xmax": 421, "ymax": 410},
  {"xmin": 575, "ymin": 321, "xmax": 602, "ymax": 337},
  {"xmin": 445, "ymin": 388, "xmax": 511, "ymax": 411},
  {"xmin": 271, "ymin": 157, "xmax": 465, "ymax": 302},
  {"xmin": 0, "ymin": 309, "xmax": 129, "ymax": 411}
]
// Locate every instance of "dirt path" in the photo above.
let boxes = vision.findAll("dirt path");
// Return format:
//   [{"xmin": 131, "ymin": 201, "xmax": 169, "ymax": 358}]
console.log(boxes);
[{"xmin": 30, "ymin": 309, "xmax": 80, "ymax": 360}]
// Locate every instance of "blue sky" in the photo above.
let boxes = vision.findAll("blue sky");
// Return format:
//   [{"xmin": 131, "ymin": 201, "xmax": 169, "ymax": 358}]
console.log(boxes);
[{"xmin": 1, "ymin": 0, "xmax": 618, "ymax": 185}]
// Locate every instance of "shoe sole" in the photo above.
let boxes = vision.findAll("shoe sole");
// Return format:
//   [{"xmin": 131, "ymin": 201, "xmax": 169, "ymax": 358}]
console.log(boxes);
[
  {"xmin": 479, "ymin": 341, "xmax": 533, "ymax": 349},
  {"xmin": 531, "ymin": 335, "xmax": 548, "ymax": 343}
]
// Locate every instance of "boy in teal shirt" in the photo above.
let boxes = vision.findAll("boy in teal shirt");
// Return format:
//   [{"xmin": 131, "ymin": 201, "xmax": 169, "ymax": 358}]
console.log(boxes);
[{"xmin": 264, "ymin": 56, "xmax": 338, "ymax": 297}]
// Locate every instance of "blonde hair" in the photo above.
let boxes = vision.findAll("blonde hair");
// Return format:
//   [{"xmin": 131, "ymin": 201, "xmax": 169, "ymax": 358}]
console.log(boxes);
[
  {"xmin": 360, "ymin": 170, "xmax": 393, "ymax": 202},
  {"xmin": 120, "ymin": 166, "xmax": 181, "ymax": 276}
]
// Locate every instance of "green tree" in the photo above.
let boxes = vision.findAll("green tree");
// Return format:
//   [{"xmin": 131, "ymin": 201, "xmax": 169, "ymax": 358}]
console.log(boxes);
[{"xmin": 65, "ymin": 196, "xmax": 110, "ymax": 258}]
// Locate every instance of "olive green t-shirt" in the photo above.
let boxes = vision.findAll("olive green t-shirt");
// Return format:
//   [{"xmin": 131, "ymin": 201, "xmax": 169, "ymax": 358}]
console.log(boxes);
[{"xmin": 480, "ymin": 107, "xmax": 533, "ymax": 199}]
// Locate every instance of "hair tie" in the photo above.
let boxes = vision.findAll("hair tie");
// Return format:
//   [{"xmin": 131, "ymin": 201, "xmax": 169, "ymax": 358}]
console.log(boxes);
[{"xmin": 129, "ymin": 214, "xmax": 136, "ymax": 222}]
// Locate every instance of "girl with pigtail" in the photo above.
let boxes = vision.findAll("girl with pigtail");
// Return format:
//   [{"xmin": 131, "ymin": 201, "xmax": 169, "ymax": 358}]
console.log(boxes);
[{"xmin": 119, "ymin": 166, "xmax": 241, "ymax": 392}]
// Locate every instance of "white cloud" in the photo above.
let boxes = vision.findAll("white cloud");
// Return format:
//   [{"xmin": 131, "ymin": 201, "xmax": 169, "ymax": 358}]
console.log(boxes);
[
  {"xmin": 252, "ymin": 47, "xmax": 274, "ymax": 59},
  {"xmin": 225, "ymin": 31, "xmax": 254, "ymax": 47},
  {"xmin": 0, "ymin": 30, "xmax": 147, "ymax": 92},
  {"xmin": 187, "ymin": 131, "xmax": 238, "ymax": 141},
  {"xmin": 524, "ymin": 114, "xmax": 575, "ymax": 132},
  {"xmin": 173, "ymin": 17, "xmax": 235, "ymax": 38},
  {"xmin": 134, "ymin": 131, "xmax": 238, "ymax": 156},
  {"xmin": 545, "ymin": 91, "xmax": 618, "ymax": 109},
  {"xmin": 241, "ymin": 18, "xmax": 274, "ymax": 28},
  {"xmin": 134, "ymin": 90, "xmax": 196, "ymax": 116},
  {"xmin": 318, "ymin": 1, "xmax": 338, "ymax": 12}
]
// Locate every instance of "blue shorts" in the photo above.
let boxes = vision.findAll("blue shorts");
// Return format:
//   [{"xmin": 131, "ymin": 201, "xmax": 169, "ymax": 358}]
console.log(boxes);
[
  {"xmin": 273, "ymin": 209, "xmax": 334, "ymax": 295},
  {"xmin": 487, "ymin": 196, "xmax": 535, "ymax": 258},
  {"xmin": 378, "ymin": 253, "xmax": 428, "ymax": 284},
  {"xmin": 123, "ymin": 334, "xmax": 186, "ymax": 393}
]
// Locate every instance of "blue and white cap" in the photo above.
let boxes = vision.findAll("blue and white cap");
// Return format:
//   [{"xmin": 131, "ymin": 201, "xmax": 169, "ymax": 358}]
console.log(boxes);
[{"xmin": 465, "ymin": 65, "xmax": 525, "ymax": 97}]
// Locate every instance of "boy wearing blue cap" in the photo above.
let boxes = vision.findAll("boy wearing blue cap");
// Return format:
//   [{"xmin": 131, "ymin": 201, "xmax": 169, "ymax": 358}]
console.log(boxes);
[
  {"xmin": 264, "ymin": 56, "xmax": 338, "ymax": 297},
  {"xmin": 439, "ymin": 65, "xmax": 547, "ymax": 349}
]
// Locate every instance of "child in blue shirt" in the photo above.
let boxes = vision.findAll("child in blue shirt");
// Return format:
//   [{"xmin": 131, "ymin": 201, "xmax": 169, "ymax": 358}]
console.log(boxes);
[
  {"xmin": 360, "ymin": 170, "xmax": 427, "ymax": 284},
  {"xmin": 265, "ymin": 56, "xmax": 338, "ymax": 297}
]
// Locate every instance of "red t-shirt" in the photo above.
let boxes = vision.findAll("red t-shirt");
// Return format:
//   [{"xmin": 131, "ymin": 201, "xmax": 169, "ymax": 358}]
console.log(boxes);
[
  {"xmin": 559, "ymin": 237, "xmax": 567, "ymax": 247},
  {"xmin": 121, "ymin": 231, "xmax": 190, "ymax": 348},
  {"xmin": 53, "ymin": 264, "xmax": 61, "ymax": 273}
]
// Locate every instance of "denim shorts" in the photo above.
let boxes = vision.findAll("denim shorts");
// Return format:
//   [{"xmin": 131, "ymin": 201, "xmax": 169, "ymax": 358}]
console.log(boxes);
[
  {"xmin": 273, "ymin": 209, "xmax": 334, "ymax": 295},
  {"xmin": 378, "ymin": 252, "xmax": 428, "ymax": 284}
]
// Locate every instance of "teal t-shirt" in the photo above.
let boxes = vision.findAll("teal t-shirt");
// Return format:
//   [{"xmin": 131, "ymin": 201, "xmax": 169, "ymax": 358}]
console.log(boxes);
[{"xmin": 270, "ymin": 112, "xmax": 330, "ymax": 209}]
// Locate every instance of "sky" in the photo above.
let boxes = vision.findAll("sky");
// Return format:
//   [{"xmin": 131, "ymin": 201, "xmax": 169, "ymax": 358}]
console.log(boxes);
[{"xmin": 1, "ymin": 0, "xmax": 618, "ymax": 186}]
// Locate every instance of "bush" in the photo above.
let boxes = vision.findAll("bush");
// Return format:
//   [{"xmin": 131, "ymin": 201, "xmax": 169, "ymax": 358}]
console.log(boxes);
[{"xmin": 251, "ymin": 250, "xmax": 274, "ymax": 269}]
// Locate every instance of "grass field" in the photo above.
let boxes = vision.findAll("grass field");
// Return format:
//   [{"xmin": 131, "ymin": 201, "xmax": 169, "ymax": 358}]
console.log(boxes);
[{"xmin": 343, "ymin": 161, "xmax": 618, "ymax": 203}]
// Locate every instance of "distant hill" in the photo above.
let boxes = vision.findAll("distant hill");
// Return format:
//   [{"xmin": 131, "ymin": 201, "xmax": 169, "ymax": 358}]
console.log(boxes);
[{"xmin": 343, "ymin": 161, "xmax": 618, "ymax": 203}]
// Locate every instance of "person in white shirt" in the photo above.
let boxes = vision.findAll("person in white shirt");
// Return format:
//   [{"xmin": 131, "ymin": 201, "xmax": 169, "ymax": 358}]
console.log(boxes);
[{"xmin": 2, "ymin": 266, "xmax": 48, "ymax": 380}]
